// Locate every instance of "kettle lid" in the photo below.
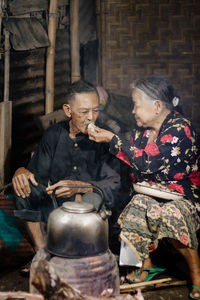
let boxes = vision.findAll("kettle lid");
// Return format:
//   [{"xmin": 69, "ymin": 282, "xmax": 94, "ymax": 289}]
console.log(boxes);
[{"xmin": 62, "ymin": 202, "xmax": 95, "ymax": 213}]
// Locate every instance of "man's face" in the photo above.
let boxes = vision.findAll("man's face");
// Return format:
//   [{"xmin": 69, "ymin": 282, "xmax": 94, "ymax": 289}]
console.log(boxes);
[{"xmin": 69, "ymin": 92, "xmax": 100, "ymax": 135}]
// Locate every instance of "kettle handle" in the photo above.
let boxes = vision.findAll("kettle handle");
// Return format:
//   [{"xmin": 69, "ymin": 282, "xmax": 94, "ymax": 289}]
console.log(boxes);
[{"xmin": 51, "ymin": 184, "xmax": 105, "ymax": 212}]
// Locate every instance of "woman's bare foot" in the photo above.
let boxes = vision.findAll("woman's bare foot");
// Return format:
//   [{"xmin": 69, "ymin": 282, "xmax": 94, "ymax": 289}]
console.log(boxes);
[
  {"xmin": 126, "ymin": 269, "xmax": 149, "ymax": 282},
  {"xmin": 170, "ymin": 239, "xmax": 200, "ymax": 299},
  {"xmin": 190, "ymin": 270, "xmax": 200, "ymax": 299},
  {"xmin": 126, "ymin": 257, "xmax": 153, "ymax": 282}
]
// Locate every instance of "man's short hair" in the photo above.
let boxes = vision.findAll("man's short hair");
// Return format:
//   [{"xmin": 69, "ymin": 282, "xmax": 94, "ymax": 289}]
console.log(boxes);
[{"xmin": 65, "ymin": 80, "xmax": 99, "ymax": 104}]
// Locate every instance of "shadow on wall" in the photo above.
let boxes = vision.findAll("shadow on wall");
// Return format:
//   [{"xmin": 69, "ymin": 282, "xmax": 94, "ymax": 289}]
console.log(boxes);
[{"xmin": 97, "ymin": 87, "xmax": 137, "ymax": 135}]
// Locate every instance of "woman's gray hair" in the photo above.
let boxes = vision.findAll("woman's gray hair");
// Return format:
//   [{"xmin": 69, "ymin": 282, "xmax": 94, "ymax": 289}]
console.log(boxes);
[{"xmin": 131, "ymin": 75, "xmax": 182, "ymax": 113}]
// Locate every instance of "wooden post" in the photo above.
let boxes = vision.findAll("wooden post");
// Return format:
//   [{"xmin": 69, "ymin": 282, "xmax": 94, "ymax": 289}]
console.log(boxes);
[
  {"xmin": 4, "ymin": 29, "xmax": 10, "ymax": 102},
  {"xmin": 96, "ymin": 0, "xmax": 102, "ymax": 84},
  {"xmin": 45, "ymin": 0, "xmax": 58, "ymax": 115},
  {"xmin": 100, "ymin": 0, "xmax": 106, "ymax": 88},
  {"xmin": 70, "ymin": 0, "xmax": 80, "ymax": 83},
  {"xmin": 0, "ymin": 29, "xmax": 12, "ymax": 187},
  {"xmin": 0, "ymin": 6, "xmax": 3, "ymax": 60}
]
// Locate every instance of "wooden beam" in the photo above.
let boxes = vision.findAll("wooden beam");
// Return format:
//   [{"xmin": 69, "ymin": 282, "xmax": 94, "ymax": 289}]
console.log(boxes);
[
  {"xmin": 45, "ymin": 0, "xmax": 58, "ymax": 114},
  {"xmin": 0, "ymin": 29, "xmax": 12, "ymax": 187},
  {"xmin": 70, "ymin": 0, "xmax": 80, "ymax": 83},
  {"xmin": 0, "ymin": 7, "xmax": 2, "ymax": 60},
  {"xmin": 0, "ymin": 101, "xmax": 12, "ymax": 187},
  {"xmin": 4, "ymin": 29, "xmax": 10, "ymax": 102}
]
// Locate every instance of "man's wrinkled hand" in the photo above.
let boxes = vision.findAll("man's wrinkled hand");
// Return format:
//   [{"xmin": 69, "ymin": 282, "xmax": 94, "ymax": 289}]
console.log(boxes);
[
  {"xmin": 46, "ymin": 180, "xmax": 92, "ymax": 198},
  {"xmin": 12, "ymin": 167, "xmax": 38, "ymax": 198}
]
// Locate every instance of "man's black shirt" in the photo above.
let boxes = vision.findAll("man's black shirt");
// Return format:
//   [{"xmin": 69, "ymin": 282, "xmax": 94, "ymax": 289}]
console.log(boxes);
[{"xmin": 27, "ymin": 120, "xmax": 121, "ymax": 209}]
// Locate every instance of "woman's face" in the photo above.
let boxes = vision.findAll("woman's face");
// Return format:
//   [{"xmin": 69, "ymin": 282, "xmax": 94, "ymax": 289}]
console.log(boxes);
[{"xmin": 132, "ymin": 90, "xmax": 157, "ymax": 128}]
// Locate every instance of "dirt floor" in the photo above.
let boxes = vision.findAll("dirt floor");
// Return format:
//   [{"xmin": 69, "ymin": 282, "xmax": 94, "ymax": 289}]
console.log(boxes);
[
  {"xmin": 0, "ymin": 267, "xmax": 29, "ymax": 292},
  {"xmin": 119, "ymin": 265, "xmax": 192, "ymax": 300}
]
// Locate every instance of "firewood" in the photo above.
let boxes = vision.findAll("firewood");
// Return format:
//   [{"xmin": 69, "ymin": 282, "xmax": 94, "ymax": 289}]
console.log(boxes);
[
  {"xmin": 0, "ymin": 291, "xmax": 43, "ymax": 300},
  {"xmin": 120, "ymin": 277, "xmax": 173, "ymax": 292},
  {"xmin": 120, "ymin": 277, "xmax": 187, "ymax": 293},
  {"xmin": 32, "ymin": 259, "xmax": 86, "ymax": 300}
]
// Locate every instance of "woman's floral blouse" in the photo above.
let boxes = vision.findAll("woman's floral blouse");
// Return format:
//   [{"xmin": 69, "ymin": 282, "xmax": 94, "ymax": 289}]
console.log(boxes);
[{"xmin": 109, "ymin": 111, "xmax": 200, "ymax": 212}]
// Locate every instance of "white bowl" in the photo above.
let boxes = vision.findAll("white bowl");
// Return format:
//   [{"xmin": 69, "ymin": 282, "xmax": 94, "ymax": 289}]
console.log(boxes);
[{"xmin": 133, "ymin": 182, "xmax": 185, "ymax": 201}]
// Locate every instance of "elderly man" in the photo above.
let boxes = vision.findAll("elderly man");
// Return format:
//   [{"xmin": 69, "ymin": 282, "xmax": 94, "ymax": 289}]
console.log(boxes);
[{"xmin": 12, "ymin": 80, "xmax": 123, "ymax": 272}]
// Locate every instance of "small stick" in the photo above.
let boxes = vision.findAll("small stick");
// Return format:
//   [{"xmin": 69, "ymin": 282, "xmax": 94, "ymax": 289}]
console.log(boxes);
[{"xmin": 120, "ymin": 277, "xmax": 173, "ymax": 292}]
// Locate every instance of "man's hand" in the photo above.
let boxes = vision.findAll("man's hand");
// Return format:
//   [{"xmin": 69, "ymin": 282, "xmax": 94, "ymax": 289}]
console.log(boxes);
[
  {"xmin": 46, "ymin": 180, "xmax": 92, "ymax": 198},
  {"xmin": 12, "ymin": 167, "xmax": 38, "ymax": 198}
]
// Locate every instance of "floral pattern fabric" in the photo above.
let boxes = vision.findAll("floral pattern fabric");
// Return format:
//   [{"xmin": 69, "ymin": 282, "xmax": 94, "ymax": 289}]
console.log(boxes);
[
  {"xmin": 109, "ymin": 111, "xmax": 200, "ymax": 258},
  {"xmin": 118, "ymin": 194, "xmax": 200, "ymax": 260},
  {"xmin": 109, "ymin": 111, "xmax": 200, "ymax": 212}
]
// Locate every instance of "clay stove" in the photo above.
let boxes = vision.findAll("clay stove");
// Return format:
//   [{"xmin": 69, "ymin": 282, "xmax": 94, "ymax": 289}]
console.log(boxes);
[
  {"xmin": 30, "ymin": 248, "xmax": 120, "ymax": 298},
  {"xmin": 30, "ymin": 199, "xmax": 120, "ymax": 298}
]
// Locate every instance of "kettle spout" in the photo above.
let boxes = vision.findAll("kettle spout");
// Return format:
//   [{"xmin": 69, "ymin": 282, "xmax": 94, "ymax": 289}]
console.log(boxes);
[{"xmin": 99, "ymin": 209, "xmax": 112, "ymax": 220}]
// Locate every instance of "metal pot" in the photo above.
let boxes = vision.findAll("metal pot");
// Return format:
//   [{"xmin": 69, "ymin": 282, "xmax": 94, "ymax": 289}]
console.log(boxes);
[{"xmin": 46, "ymin": 185, "xmax": 110, "ymax": 258}]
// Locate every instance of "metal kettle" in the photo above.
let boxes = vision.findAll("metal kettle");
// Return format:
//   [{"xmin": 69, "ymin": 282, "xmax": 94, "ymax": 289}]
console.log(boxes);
[{"xmin": 46, "ymin": 184, "xmax": 110, "ymax": 258}]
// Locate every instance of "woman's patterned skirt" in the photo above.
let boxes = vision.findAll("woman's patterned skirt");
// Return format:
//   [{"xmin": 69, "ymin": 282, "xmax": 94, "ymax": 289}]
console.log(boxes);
[{"xmin": 118, "ymin": 193, "xmax": 200, "ymax": 261}]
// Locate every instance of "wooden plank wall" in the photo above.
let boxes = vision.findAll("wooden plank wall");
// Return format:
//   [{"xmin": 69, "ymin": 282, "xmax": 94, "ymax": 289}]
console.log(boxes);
[
  {"xmin": 10, "ymin": 28, "xmax": 70, "ymax": 172},
  {"xmin": 98, "ymin": 0, "xmax": 200, "ymax": 132}
]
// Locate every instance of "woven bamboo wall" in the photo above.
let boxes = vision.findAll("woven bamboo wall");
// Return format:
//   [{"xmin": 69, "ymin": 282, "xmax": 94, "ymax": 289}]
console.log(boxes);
[{"xmin": 98, "ymin": 0, "xmax": 200, "ymax": 132}]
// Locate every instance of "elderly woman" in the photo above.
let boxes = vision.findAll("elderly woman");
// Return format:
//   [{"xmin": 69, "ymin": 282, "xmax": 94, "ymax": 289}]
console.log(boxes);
[{"xmin": 88, "ymin": 75, "xmax": 200, "ymax": 300}]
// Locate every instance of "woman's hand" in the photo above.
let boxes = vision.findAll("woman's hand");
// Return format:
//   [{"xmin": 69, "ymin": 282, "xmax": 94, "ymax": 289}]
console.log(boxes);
[
  {"xmin": 46, "ymin": 180, "xmax": 93, "ymax": 198},
  {"xmin": 88, "ymin": 125, "xmax": 115, "ymax": 143},
  {"xmin": 12, "ymin": 167, "xmax": 38, "ymax": 198}
]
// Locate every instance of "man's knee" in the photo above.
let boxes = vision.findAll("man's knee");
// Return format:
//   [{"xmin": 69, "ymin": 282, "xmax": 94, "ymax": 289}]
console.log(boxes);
[
  {"xmin": 13, "ymin": 183, "xmax": 51, "ymax": 223},
  {"xmin": 14, "ymin": 182, "xmax": 47, "ymax": 210}
]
